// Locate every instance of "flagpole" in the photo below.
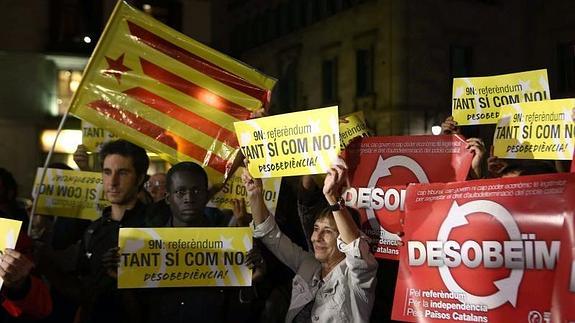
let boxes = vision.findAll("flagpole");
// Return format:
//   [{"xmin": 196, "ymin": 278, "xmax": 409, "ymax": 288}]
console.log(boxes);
[
  {"xmin": 27, "ymin": 109, "xmax": 71, "ymax": 237},
  {"xmin": 27, "ymin": 1, "xmax": 128, "ymax": 238}
]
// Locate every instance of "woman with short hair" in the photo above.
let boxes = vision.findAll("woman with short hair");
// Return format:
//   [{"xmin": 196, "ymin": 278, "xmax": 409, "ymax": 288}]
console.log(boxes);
[{"xmin": 242, "ymin": 159, "xmax": 378, "ymax": 322}]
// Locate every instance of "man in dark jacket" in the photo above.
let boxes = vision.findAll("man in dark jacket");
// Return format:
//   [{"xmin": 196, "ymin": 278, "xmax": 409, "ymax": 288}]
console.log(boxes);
[
  {"xmin": 41, "ymin": 139, "xmax": 149, "ymax": 323},
  {"xmin": 77, "ymin": 139, "xmax": 149, "ymax": 323},
  {"xmin": 139, "ymin": 162, "xmax": 264, "ymax": 323},
  {"xmin": 140, "ymin": 162, "xmax": 229, "ymax": 322}
]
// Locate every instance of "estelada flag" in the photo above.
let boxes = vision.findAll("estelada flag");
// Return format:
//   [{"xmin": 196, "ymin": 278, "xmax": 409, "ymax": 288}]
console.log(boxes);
[
  {"xmin": 69, "ymin": 1, "xmax": 276, "ymax": 185},
  {"xmin": 343, "ymin": 135, "xmax": 473, "ymax": 260},
  {"xmin": 551, "ymin": 212, "xmax": 575, "ymax": 323},
  {"xmin": 392, "ymin": 173, "xmax": 575, "ymax": 322}
]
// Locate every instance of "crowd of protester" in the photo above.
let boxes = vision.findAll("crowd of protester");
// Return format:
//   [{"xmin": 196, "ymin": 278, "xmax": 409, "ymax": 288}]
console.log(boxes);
[{"xmin": 0, "ymin": 110, "xmax": 572, "ymax": 323}]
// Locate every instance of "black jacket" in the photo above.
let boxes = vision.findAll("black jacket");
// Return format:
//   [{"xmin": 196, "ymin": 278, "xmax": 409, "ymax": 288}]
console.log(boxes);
[{"xmin": 76, "ymin": 202, "xmax": 147, "ymax": 323}]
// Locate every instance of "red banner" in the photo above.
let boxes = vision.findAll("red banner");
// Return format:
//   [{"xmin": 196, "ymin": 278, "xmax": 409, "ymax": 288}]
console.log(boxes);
[
  {"xmin": 344, "ymin": 135, "xmax": 473, "ymax": 260},
  {"xmin": 551, "ymin": 212, "xmax": 575, "ymax": 323},
  {"xmin": 392, "ymin": 173, "xmax": 575, "ymax": 323}
]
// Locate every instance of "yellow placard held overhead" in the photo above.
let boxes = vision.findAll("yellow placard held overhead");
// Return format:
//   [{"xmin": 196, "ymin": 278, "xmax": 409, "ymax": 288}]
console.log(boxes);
[
  {"xmin": 82, "ymin": 121, "xmax": 117, "ymax": 153},
  {"xmin": 208, "ymin": 167, "xmax": 281, "ymax": 214},
  {"xmin": 118, "ymin": 227, "xmax": 252, "ymax": 288},
  {"xmin": 452, "ymin": 69, "xmax": 550, "ymax": 125},
  {"xmin": 32, "ymin": 168, "xmax": 109, "ymax": 220},
  {"xmin": 339, "ymin": 110, "xmax": 370, "ymax": 149},
  {"xmin": 68, "ymin": 1, "xmax": 276, "ymax": 186},
  {"xmin": 493, "ymin": 99, "xmax": 575, "ymax": 160},
  {"xmin": 0, "ymin": 218, "xmax": 22, "ymax": 291},
  {"xmin": 234, "ymin": 106, "xmax": 340, "ymax": 178}
]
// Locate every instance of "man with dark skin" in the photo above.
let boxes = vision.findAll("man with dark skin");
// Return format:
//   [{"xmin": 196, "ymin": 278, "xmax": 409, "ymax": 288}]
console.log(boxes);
[
  {"xmin": 165, "ymin": 163, "xmax": 210, "ymax": 227},
  {"xmin": 139, "ymin": 162, "xmax": 264, "ymax": 323}
]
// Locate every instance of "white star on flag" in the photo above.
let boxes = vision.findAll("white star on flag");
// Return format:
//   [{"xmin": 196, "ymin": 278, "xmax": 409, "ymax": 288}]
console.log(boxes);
[
  {"xmin": 220, "ymin": 236, "xmax": 234, "ymax": 249},
  {"xmin": 454, "ymin": 87, "xmax": 464, "ymax": 97},
  {"xmin": 124, "ymin": 239, "xmax": 145, "ymax": 253},
  {"xmin": 240, "ymin": 132, "xmax": 252, "ymax": 145},
  {"xmin": 518, "ymin": 80, "xmax": 531, "ymax": 92},
  {"xmin": 539, "ymin": 76, "xmax": 549, "ymax": 91},
  {"xmin": 309, "ymin": 119, "xmax": 321, "ymax": 134}
]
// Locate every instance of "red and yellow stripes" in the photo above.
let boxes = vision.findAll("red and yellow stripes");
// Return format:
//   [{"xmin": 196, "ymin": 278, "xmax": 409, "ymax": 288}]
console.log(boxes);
[
  {"xmin": 69, "ymin": 1, "xmax": 276, "ymax": 184},
  {"xmin": 127, "ymin": 21, "xmax": 269, "ymax": 103}
]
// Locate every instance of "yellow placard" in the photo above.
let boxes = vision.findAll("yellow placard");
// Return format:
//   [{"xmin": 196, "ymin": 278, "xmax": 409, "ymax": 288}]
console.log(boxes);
[
  {"xmin": 118, "ymin": 227, "xmax": 252, "ymax": 288},
  {"xmin": 339, "ymin": 110, "xmax": 370, "ymax": 149},
  {"xmin": 208, "ymin": 167, "xmax": 281, "ymax": 214},
  {"xmin": 234, "ymin": 106, "xmax": 340, "ymax": 178},
  {"xmin": 452, "ymin": 69, "xmax": 550, "ymax": 125},
  {"xmin": 82, "ymin": 121, "xmax": 117, "ymax": 153},
  {"xmin": 32, "ymin": 168, "xmax": 109, "ymax": 220},
  {"xmin": 0, "ymin": 218, "xmax": 22, "ymax": 291},
  {"xmin": 493, "ymin": 99, "xmax": 575, "ymax": 160}
]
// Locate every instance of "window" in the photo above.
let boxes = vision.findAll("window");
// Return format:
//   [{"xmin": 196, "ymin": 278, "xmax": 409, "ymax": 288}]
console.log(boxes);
[
  {"xmin": 296, "ymin": 0, "xmax": 307, "ymax": 28},
  {"xmin": 311, "ymin": 0, "xmax": 321, "ymax": 23},
  {"xmin": 255, "ymin": 14, "xmax": 265, "ymax": 45},
  {"xmin": 231, "ymin": 28, "xmax": 241, "ymax": 53},
  {"xmin": 322, "ymin": 58, "xmax": 338, "ymax": 104},
  {"xmin": 287, "ymin": 1, "xmax": 296, "ymax": 32},
  {"xmin": 325, "ymin": 0, "xmax": 336, "ymax": 16},
  {"xmin": 356, "ymin": 47, "xmax": 374, "ymax": 97},
  {"xmin": 450, "ymin": 45, "xmax": 473, "ymax": 78},
  {"xmin": 278, "ymin": 60, "xmax": 298, "ymax": 113},
  {"xmin": 264, "ymin": 9, "xmax": 274, "ymax": 41},
  {"xmin": 57, "ymin": 70, "xmax": 83, "ymax": 115},
  {"xmin": 137, "ymin": 1, "xmax": 182, "ymax": 31},
  {"xmin": 558, "ymin": 42, "xmax": 575, "ymax": 93},
  {"xmin": 341, "ymin": 0, "xmax": 354, "ymax": 9},
  {"xmin": 49, "ymin": 0, "xmax": 102, "ymax": 53},
  {"xmin": 231, "ymin": 22, "xmax": 250, "ymax": 53},
  {"xmin": 248, "ymin": 18, "xmax": 257, "ymax": 47},
  {"xmin": 279, "ymin": 2, "xmax": 289, "ymax": 35},
  {"xmin": 274, "ymin": 6, "xmax": 282, "ymax": 37}
]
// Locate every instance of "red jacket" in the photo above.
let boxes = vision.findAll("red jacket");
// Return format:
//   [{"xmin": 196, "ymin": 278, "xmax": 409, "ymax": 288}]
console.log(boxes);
[{"xmin": 1, "ymin": 231, "xmax": 52, "ymax": 319}]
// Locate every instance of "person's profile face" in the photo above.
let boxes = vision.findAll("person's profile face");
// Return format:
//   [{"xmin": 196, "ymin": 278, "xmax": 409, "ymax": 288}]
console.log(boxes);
[{"xmin": 167, "ymin": 171, "xmax": 208, "ymax": 226}]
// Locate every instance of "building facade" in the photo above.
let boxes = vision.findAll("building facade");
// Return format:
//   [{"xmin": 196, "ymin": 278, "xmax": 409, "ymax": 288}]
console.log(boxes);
[
  {"xmin": 223, "ymin": 0, "xmax": 575, "ymax": 137},
  {"xmin": 0, "ymin": 0, "xmax": 574, "ymax": 194}
]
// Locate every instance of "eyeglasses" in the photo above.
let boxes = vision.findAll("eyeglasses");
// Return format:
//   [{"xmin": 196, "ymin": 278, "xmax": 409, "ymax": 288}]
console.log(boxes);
[
  {"xmin": 144, "ymin": 180, "xmax": 166, "ymax": 190},
  {"xmin": 171, "ymin": 188, "xmax": 206, "ymax": 198}
]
